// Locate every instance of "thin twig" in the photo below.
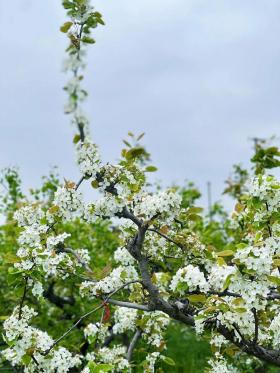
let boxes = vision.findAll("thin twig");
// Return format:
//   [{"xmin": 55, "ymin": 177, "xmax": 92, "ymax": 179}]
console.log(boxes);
[
  {"xmin": 233, "ymin": 323, "xmax": 246, "ymax": 344},
  {"xmin": 75, "ymin": 176, "xmax": 85, "ymax": 190},
  {"xmin": 94, "ymin": 306, "xmax": 106, "ymax": 349},
  {"xmin": 18, "ymin": 277, "xmax": 28, "ymax": 320},
  {"xmin": 107, "ymin": 299, "xmax": 150, "ymax": 311},
  {"xmin": 147, "ymin": 228, "xmax": 183, "ymax": 249},
  {"xmin": 126, "ymin": 329, "xmax": 142, "ymax": 361},
  {"xmin": 265, "ymin": 202, "xmax": 272, "ymax": 237},
  {"xmin": 63, "ymin": 247, "xmax": 94, "ymax": 275},
  {"xmin": 252, "ymin": 308, "xmax": 258, "ymax": 344},
  {"xmin": 43, "ymin": 303, "xmax": 104, "ymax": 356},
  {"xmin": 43, "ymin": 280, "xmax": 141, "ymax": 356}
]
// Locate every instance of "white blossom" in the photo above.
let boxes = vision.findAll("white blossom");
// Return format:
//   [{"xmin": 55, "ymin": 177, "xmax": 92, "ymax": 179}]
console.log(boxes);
[
  {"xmin": 53, "ymin": 185, "xmax": 84, "ymax": 220},
  {"xmin": 208, "ymin": 356, "xmax": 240, "ymax": 373},
  {"xmin": 114, "ymin": 247, "xmax": 135, "ymax": 266},
  {"xmin": 113, "ymin": 308, "xmax": 137, "ymax": 334},
  {"xmin": 170, "ymin": 265, "xmax": 209, "ymax": 294},
  {"xmin": 76, "ymin": 141, "xmax": 101, "ymax": 178}
]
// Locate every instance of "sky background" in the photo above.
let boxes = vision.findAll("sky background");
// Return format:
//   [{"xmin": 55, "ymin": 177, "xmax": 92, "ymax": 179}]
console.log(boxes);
[{"xmin": 0, "ymin": 0, "xmax": 280, "ymax": 210}]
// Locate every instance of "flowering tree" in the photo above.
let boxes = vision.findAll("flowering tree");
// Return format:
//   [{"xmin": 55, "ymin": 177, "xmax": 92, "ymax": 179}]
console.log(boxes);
[{"xmin": 1, "ymin": 0, "xmax": 280, "ymax": 372}]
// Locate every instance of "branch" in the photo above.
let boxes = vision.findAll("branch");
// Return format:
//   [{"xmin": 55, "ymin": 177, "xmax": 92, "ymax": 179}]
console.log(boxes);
[
  {"xmin": 43, "ymin": 280, "xmax": 141, "ymax": 356},
  {"xmin": 232, "ymin": 322, "xmax": 246, "ymax": 344},
  {"xmin": 126, "ymin": 329, "xmax": 142, "ymax": 362},
  {"xmin": 186, "ymin": 289, "xmax": 280, "ymax": 301},
  {"xmin": 18, "ymin": 277, "xmax": 28, "ymax": 320},
  {"xmin": 252, "ymin": 308, "xmax": 259, "ymax": 344},
  {"xmin": 75, "ymin": 176, "xmax": 85, "ymax": 190},
  {"xmin": 107, "ymin": 299, "xmax": 150, "ymax": 311},
  {"xmin": 42, "ymin": 303, "xmax": 104, "ymax": 356},
  {"xmin": 186, "ymin": 290, "xmax": 241, "ymax": 298},
  {"xmin": 127, "ymin": 224, "xmax": 194, "ymax": 325},
  {"xmin": 121, "ymin": 204, "xmax": 280, "ymax": 367},
  {"xmin": 147, "ymin": 228, "xmax": 184, "ymax": 249},
  {"xmin": 63, "ymin": 247, "xmax": 94, "ymax": 275},
  {"xmin": 43, "ymin": 282, "xmax": 75, "ymax": 308}
]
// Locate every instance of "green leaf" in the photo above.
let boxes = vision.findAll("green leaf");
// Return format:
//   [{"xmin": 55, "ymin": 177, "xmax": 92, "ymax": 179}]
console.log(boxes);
[
  {"xmin": 91, "ymin": 180, "xmax": 99, "ymax": 189},
  {"xmin": 234, "ymin": 307, "xmax": 247, "ymax": 313},
  {"xmin": 273, "ymin": 259, "xmax": 280, "ymax": 266},
  {"xmin": 188, "ymin": 294, "xmax": 206, "ymax": 303},
  {"xmin": 161, "ymin": 356, "xmax": 176, "ymax": 366},
  {"xmin": 222, "ymin": 274, "xmax": 233, "ymax": 291},
  {"xmin": 60, "ymin": 22, "xmax": 73, "ymax": 33},
  {"xmin": 96, "ymin": 18, "xmax": 105, "ymax": 26},
  {"xmin": 145, "ymin": 166, "xmax": 158, "ymax": 172},
  {"xmin": 3, "ymin": 253, "xmax": 21, "ymax": 264},
  {"xmin": 22, "ymin": 354, "xmax": 32, "ymax": 365},
  {"xmin": 217, "ymin": 257, "xmax": 226, "ymax": 266},
  {"xmin": 236, "ymin": 243, "xmax": 247, "ymax": 250},
  {"xmin": 88, "ymin": 362, "xmax": 114, "ymax": 373},
  {"xmin": 268, "ymin": 275, "xmax": 280, "ymax": 286},
  {"xmin": 95, "ymin": 364, "xmax": 114, "ymax": 372},
  {"xmin": 62, "ymin": 1, "xmax": 74, "ymax": 9},
  {"xmin": 82, "ymin": 36, "xmax": 96, "ymax": 44},
  {"xmin": 125, "ymin": 147, "xmax": 145, "ymax": 160},
  {"xmin": 123, "ymin": 140, "xmax": 132, "ymax": 148},
  {"xmin": 73, "ymin": 134, "xmax": 81, "ymax": 144},
  {"xmin": 187, "ymin": 207, "xmax": 203, "ymax": 214},
  {"xmin": 187, "ymin": 213, "xmax": 201, "ymax": 222},
  {"xmin": 177, "ymin": 282, "xmax": 189, "ymax": 293},
  {"xmin": 217, "ymin": 250, "xmax": 234, "ymax": 257},
  {"xmin": 137, "ymin": 132, "xmax": 145, "ymax": 141}
]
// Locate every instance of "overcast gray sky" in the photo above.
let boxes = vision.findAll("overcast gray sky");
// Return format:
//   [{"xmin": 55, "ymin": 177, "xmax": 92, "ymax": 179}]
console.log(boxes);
[{"xmin": 0, "ymin": 0, "xmax": 279, "ymax": 209}]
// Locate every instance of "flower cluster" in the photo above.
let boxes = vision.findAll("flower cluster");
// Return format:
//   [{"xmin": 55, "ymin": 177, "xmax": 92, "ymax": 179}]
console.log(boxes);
[
  {"xmin": 208, "ymin": 265, "xmax": 236, "ymax": 292},
  {"xmin": 114, "ymin": 247, "xmax": 135, "ymax": 266},
  {"xmin": 2, "ymin": 306, "xmax": 81, "ymax": 372},
  {"xmin": 76, "ymin": 141, "xmax": 101, "ymax": 178},
  {"xmin": 142, "ymin": 311, "xmax": 170, "ymax": 348},
  {"xmin": 133, "ymin": 190, "xmax": 181, "ymax": 221},
  {"xmin": 269, "ymin": 313, "xmax": 280, "ymax": 347},
  {"xmin": 208, "ymin": 356, "xmax": 240, "ymax": 373},
  {"xmin": 84, "ymin": 322, "xmax": 109, "ymax": 345},
  {"xmin": 14, "ymin": 204, "xmax": 44, "ymax": 227},
  {"xmin": 113, "ymin": 307, "xmax": 138, "ymax": 334},
  {"xmin": 248, "ymin": 175, "xmax": 280, "ymax": 209},
  {"xmin": 53, "ymin": 185, "xmax": 84, "ymax": 221},
  {"xmin": 233, "ymin": 244, "xmax": 273, "ymax": 275},
  {"xmin": 144, "ymin": 352, "xmax": 161, "ymax": 373},
  {"xmin": 80, "ymin": 265, "xmax": 138, "ymax": 297},
  {"xmin": 14, "ymin": 213, "xmax": 74, "ymax": 277},
  {"xmin": 170, "ymin": 264, "xmax": 209, "ymax": 294},
  {"xmin": 84, "ymin": 345, "xmax": 130, "ymax": 372}
]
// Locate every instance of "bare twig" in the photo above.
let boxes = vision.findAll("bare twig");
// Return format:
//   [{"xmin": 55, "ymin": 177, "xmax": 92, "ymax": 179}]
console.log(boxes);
[
  {"xmin": 233, "ymin": 323, "xmax": 246, "ymax": 344},
  {"xmin": 18, "ymin": 277, "xmax": 28, "ymax": 320},
  {"xmin": 43, "ymin": 280, "xmax": 141, "ymax": 356},
  {"xmin": 63, "ymin": 247, "xmax": 94, "ymax": 275},
  {"xmin": 252, "ymin": 308, "xmax": 259, "ymax": 344},
  {"xmin": 107, "ymin": 299, "xmax": 150, "ymax": 311},
  {"xmin": 75, "ymin": 176, "xmax": 85, "ymax": 190},
  {"xmin": 126, "ymin": 329, "xmax": 142, "ymax": 361},
  {"xmin": 43, "ymin": 303, "xmax": 104, "ymax": 356},
  {"xmin": 147, "ymin": 228, "xmax": 184, "ymax": 249}
]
